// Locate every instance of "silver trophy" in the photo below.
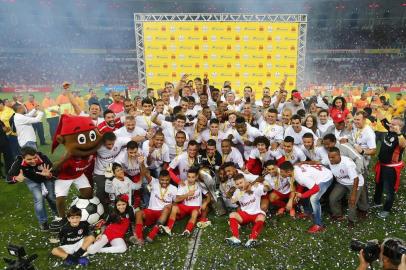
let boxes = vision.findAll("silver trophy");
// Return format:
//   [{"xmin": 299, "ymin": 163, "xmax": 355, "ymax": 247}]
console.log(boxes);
[{"xmin": 198, "ymin": 167, "xmax": 227, "ymax": 216}]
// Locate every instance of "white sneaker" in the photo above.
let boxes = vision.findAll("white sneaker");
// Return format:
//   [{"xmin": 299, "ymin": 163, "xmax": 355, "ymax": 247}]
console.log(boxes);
[
  {"xmin": 181, "ymin": 230, "xmax": 191, "ymax": 237},
  {"xmin": 197, "ymin": 220, "xmax": 212, "ymax": 229},
  {"xmin": 225, "ymin": 236, "xmax": 241, "ymax": 246},
  {"xmin": 378, "ymin": 211, "xmax": 390, "ymax": 219},
  {"xmin": 244, "ymin": 239, "xmax": 258, "ymax": 248},
  {"xmin": 159, "ymin": 225, "xmax": 172, "ymax": 236}
]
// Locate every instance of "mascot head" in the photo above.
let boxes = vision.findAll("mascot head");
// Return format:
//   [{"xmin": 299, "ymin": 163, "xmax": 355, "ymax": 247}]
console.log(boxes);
[{"xmin": 52, "ymin": 114, "xmax": 102, "ymax": 156}]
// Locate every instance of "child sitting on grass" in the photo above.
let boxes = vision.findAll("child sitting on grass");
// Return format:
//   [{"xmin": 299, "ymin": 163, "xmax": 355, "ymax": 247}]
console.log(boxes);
[{"xmin": 51, "ymin": 206, "xmax": 95, "ymax": 266}]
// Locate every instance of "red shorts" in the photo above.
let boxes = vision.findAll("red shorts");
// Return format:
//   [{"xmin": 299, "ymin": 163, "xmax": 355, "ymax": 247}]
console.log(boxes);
[
  {"xmin": 130, "ymin": 174, "xmax": 141, "ymax": 183},
  {"xmin": 271, "ymin": 190, "xmax": 290, "ymax": 200},
  {"xmin": 143, "ymin": 208, "xmax": 162, "ymax": 226},
  {"xmin": 237, "ymin": 210, "xmax": 263, "ymax": 224},
  {"xmin": 176, "ymin": 204, "xmax": 200, "ymax": 220}
]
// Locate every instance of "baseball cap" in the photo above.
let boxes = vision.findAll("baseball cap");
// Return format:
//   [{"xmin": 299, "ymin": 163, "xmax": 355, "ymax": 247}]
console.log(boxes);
[{"xmin": 292, "ymin": 92, "xmax": 302, "ymax": 101}]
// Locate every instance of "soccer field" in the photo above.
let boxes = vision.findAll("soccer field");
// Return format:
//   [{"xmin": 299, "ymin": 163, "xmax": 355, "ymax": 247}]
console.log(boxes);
[{"xmin": 0, "ymin": 93, "xmax": 405, "ymax": 269}]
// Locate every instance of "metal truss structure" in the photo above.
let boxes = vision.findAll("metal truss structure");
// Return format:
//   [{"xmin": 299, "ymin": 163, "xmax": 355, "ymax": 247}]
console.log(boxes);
[{"xmin": 134, "ymin": 13, "xmax": 307, "ymax": 92}]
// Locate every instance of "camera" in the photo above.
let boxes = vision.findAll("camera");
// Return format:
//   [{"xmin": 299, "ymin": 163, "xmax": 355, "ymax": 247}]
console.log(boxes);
[
  {"xmin": 383, "ymin": 238, "xmax": 406, "ymax": 264},
  {"xmin": 3, "ymin": 244, "xmax": 37, "ymax": 270},
  {"xmin": 350, "ymin": 239, "xmax": 380, "ymax": 263}
]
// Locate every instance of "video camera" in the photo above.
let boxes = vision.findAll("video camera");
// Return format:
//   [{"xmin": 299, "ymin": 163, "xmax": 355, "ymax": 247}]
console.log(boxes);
[
  {"xmin": 3, "ymin": 244, "xmax": 37, "ymax": 270},
  {"xmin": 350, "ymin": 238, "xmax": 406, "ymax": 264}
]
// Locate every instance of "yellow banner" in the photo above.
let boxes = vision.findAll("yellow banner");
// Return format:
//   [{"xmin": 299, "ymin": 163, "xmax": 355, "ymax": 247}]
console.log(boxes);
[{"xmin": 143, "ymin": 21, "xmax": 299, "ymax": 96}]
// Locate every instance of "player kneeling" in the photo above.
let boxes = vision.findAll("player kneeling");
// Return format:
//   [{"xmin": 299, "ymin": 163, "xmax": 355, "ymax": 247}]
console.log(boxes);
[
  {"xmin": 161, "ymin": 168, "xmax": 210, "ymax": 237},
  {"xmin": 226, "ymin": 173, "xmax": 270, "ymax": 248},
  {"xmin": 131, "ymin": 170, "xmax": 177, "ymax": 245}
]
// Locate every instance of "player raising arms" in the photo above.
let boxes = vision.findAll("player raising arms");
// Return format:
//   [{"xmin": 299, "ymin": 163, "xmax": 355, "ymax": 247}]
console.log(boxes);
[
  {"xmin": 226, "ymin": 173, "xmax": 270, "ymax": 248},
  {"xmin": 160, "ymin": 168, "xmax": 210, "ymax": 237},
  {"xmin": 131, "ymin": 170, "xmax": 177, "ymax": 245}
]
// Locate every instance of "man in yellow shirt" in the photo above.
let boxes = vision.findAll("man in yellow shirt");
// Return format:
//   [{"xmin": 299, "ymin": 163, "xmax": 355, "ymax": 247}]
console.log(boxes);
[
  {"xmin": 393, "ymin": 93, "xmax": 405, "ymax": 117},
  {"xmin": 374, "ymin": 102, "xmax": 393, "ymax": 144},
  {"xmin": 42, "ymin": 92, "xmax": 60, "ymax": 139},
  {"xmin": 0, "ymin": 99, "xmax": 19, "ymax": 168},
  {"xmin": 379, "ymin": 86, "xmax": 390, "ymax": 103}
]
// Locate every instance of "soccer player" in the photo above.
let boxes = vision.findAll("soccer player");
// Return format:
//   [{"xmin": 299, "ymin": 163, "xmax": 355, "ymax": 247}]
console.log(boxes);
[
  {"xmin": 284, "ymin": 114, "xmax": 318, "ymax": 145},
  {"xmin": 220, "ymin": 139, "xmax": 244, "ymax": 169},
  {"xmin": 97, "ymin": 109, "xmax": 123, "ymax": 134},
  {"xmin": 231, "ymin": 116, "xmax": 263, "ymax": 159},
  {"xmin": 272, "ymin": 136, "xmax": 306, "ymax": 165},
  {"xmin": 258, "ymin": 108, "xmax": 284, "ymax": 143},
  {"xmin": 142, "ymin": 130, "xmax": 171, "ymax": 178},
  {"xmin": 168, "ymin": 140, "xmax": 199, "ymax": 184},
  {"xmin": 225, "ymin": 173, "xmax": 270, "ymax": 248}
]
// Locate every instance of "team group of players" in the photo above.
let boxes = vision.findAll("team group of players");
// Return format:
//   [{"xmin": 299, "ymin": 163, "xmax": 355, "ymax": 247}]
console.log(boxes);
[{"xmin": 10, "ymin": 75, "xmax": 405, "ymax": 265}]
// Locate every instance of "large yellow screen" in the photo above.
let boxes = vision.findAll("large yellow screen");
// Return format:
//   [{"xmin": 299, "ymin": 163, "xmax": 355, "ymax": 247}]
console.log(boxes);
[{"xmin": 143, "ymin": 21, "xmax": 299, "ymax": 95}]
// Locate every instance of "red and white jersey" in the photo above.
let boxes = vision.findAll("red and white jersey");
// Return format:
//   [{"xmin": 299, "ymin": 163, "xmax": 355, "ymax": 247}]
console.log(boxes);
[
  {"xmin": 230, "ymin": 125, "xmax": 263, "ymax": 159},
  {"xmin": 169, "ymin": 152, "xmax": 197, "ymax": 182},
  {"xmin": 57, "ymin": 155, "xmax": 95, "ymax": 180},
  {"xmin": 79, "ymin": 111, "xmax": 104, "ymax": 126},
  {"xmin": 177, "ymin": 184, "xmax": 204, "ymax": 207},
  {"xmin": 109, "ymin": 176, "xmax": 141, "ymax": 196},
  {"xmin": 273, "ymin": 146, "xmax": 306, "ymax": 164},
  {"xmin": 161, "ymin": 120, "xmax": 189, "ymax": 158},
  {"xmin": 264, "ymin": 174, "xmax": 291, "ymax": 194},
  {"xmin": 299, "ymin": 145, "xmax": 325, "ymax": 162},
  {"xmin": 258, "ymin": 122, "xmax": 284, "ymax": 143},
  {"xmin": 114, "ymin": 126, "xmax": 146, "ymax": 139},
  {"xmin": 97, "ymin": 119, "xmax": 123, "ymax": 134},
  {"xmin": 114, "ymin": 149, "xmax": 144, "ymax": 176},
  {"xmin": 148, "ymin": 178, "xmax": 177, "ymax": 211},
  {"xmin": 198, "ymin": 130, "xmax": 227, "ymax": 152},
  {"xmin": 293, "ymin": 164, "xmax": 333, "ymax": 189},
  {"xmin": 221, "ymin": 147, "xmax": 244, "ymax": 169},
  {"xmin": 94, "ymin": 137, "xmax": 131, "ymax": 175},
  {"xmin": 248, "ymin": 148, "xmax": 278, "ymax": 164},
  {"xmin": 135, "ymin": 114, "xmax": 158, "ymax": 131},
  {"xmin": 284, "ymin": 126, "xmax": 318, "ymax": 145},
  {"xmin": 232, "ymin": 184, "xmax": 266, "ymax": 215},
  {"xmin": 328, "ymin": 156, "xmax": 364, "ymax": 187},
  {"xmin": 142, "ymin": 141, "xmax": 171, "ymax": 169}
]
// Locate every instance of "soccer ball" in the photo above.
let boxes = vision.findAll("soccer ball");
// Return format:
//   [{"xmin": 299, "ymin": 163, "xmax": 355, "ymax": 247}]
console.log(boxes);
[{"xmin": 70, "ymin": 197, "xmax": 104, "ymax": 225}]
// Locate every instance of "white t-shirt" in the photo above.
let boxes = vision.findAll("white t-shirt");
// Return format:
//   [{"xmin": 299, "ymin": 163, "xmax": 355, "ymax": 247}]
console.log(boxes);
[
  {"xmin": 329, "ymin": 156, "xmax": 364, "ymax": 187},
  {"xmin": 79, "ymin": 111, "xmax": 104, "ymax": 126},
  {"xmin": 273, "ymin": 146, "xmax": 306, "ymax": 164},
  {"xmin": 148, "ymin": 177, "xmax": 177, "ymax": 210},
  {"xmin": 94, "ymin": 137, "xmax": 130, "ymax": 175},
  {"xmin": 142, "ymin": 141, "xmax": 171, "ymax": 169},
  {"xmin": 293, "ymin": 164, "xmax": 333, "ymax": 188},
  {"xmin": 109, "ymin": 176, "xmax": 141, "ymax": 195},
  {"xmin": 232, "ymin": 184, "xmax": 266, "ymax": 215},
  {"xmin": 114, "ymin": 126, "xmax": 146, "ymax": 139},
  {"xmin": 352, "ymin": 125, "xmax": 376, "ymax": 150},
  {"xmin": 264, "ymin": 174, "xmax": 291, "ymax": 194},
  {"xmin": 284, "ymin": 126, "xmax": 318, "ymax": 145},
  {"xmin": 170, "ymin": 96, "xmax": 181, "ymax": 108},
  {"xmin": 135, "ymin": 114, "xmax": 157, "ymax": 131},
  {"xmin": 198, "ymin": 130, "xmax": 228, "ymax": 152},
  {"xmin": 114, "ymin": 149, "xmax": 144, "ymax": 176},
  {"xmin": 248, "ymin": 148, "xmax": 278, "ymax": 163},
  {"xmin": 221, "ymin": 147, "xmax": 245, "ymax": 169},
  {"xmin": 169, "ymin": 143, "xmax": 187, "ymax": 161},
  {"xmin": 258, "ymin": 122, "xmax": 284, "ymax": 143},
  {"xmin": 231, "ymin": 125, "xmax": 263, "ymax": 159},
  {"xmin": 317, "ymin": 120, "xmax": 333, "ymax": 135},
  {"xmin": 169, "ymin": 152, "xmax": 196, "ymax": 182},
  {"xmin": 161, "ymin": 120, "xmax": 189, "ymax": 157},
  {"xmin": 300, "ymin": 145, "xmax": 325, "ymax": 162},
  {"xmin": 14, "ymin": 110, "xmax": 44, "ymax": 146},
  {"xmin": 177, "ymin": 184, "xmax": 204, "ymax": 207}
]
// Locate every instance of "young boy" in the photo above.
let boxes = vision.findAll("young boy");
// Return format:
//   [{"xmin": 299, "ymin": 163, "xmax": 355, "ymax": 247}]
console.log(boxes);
[
  {"xmin": 51, "ymin": 206, "xmax": 95, "ymax": 266},
  {"xmin": 226, "ymin": 173, "xmax": 270, "ymax": 248},
  {"xmin": 132, "ymin": 170, "xmax": 177, "ymax": 245},
  {"xmin": 160, "ymin": 168, "xmax": 210, "ymax": 236}
]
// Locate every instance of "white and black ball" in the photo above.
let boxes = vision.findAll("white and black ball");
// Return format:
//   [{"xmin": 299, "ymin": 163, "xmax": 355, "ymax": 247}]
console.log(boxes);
[{"xmin": 70, "ymin": 196, "xmax": 104, "ymax": 225}]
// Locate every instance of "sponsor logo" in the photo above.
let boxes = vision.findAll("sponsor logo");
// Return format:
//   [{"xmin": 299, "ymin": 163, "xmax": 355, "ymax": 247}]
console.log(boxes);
[
  {"xmin": 220, "ymin": 55, "xmax": 232, "ymax": 59},
  {"xmin": 161, "ymin": 26, "xmax": 166, "ymax": 31},
  {"xmin": 194, "ymin": 25, "xmax": 199, "ymax": 31},
  {"xmin": 172, "ymin": 72, "xmax": 177, "ymax": 77},
  {"xmin": 195, "ymin": 63, "xmax": 200, "ymax": 68},
  {"xmin": 227, "ymin": 26, "xmax": 232, "ymax": 31},
  {"xmin": 235, "ymin": 35, "xmax": 240, "ymax": 41}
]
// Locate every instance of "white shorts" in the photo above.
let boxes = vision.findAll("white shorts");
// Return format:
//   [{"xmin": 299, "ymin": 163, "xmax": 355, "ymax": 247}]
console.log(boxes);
[
  {"xmin": 55, "ymin": 174, "xmax": 91, "ymax": 197},
  {"xmin": 60, "ymin": 239, "xmax": 84, "ymax": 254}
]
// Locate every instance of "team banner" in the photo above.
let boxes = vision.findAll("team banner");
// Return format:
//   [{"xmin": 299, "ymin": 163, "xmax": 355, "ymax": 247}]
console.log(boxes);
[{"xmin": 142, "ymin": 21, "xmax": 300, "ymax": 95}]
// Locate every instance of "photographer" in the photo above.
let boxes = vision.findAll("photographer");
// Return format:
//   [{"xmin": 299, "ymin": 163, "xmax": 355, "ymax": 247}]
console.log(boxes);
[{"xmin": 356, "ymin": 238, "xmax": 406, "ymax": 270}]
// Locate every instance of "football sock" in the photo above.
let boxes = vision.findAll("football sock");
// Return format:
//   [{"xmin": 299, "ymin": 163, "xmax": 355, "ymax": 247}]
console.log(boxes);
[
  {"xmin": 272, "ymin": 199, "xmax": 286, "ymax": 208},
  {"xmin": 249, "ymin": 221, "xmax": 264, "ymax": 240},
  {"xmin": 167, "ymin": 218, "xmax": 175, "ymax": 230},
  {"xmin": 72, "ymin": 248, "xmax": 85, "ymax": 259},
  {"xmin": 229, "ymin": 218, "xmax": 239, "ymax": 238},
  {"xmin": 185, "ymin": 221, "xmax": 195, "ymax": 232},
  {"xmin": 135, "ymin": 223, "xmax": 143, "ymax": 240},
  {"xmin": 148, "ymin": 225, "xmax": 159, "ymax": 240}
]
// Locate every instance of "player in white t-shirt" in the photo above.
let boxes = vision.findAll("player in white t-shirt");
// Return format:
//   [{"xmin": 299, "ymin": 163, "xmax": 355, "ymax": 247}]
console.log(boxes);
[
  {"xmin": 327, "ymin": 147, "xmax": 364, "ymax": 225},
  {"xmin": 93, "ymin": 132, "xmax": 131, "ymax": 209},
  {"xmin": 258, "ymin": 108, "xmax": 284, "ymax": 143},
  {"xmin": 272, "ymin": 136, "xmax": 306, "ymax": 164},
  {"xmin": 135, "ymin": 98, "xmax": 158, "ymax": 131},
  {"xmin": 231, "ymin": 116, "xmax": 263, "ymax": 159},
  {"xmin": 197, "ymin": 118, "xmax": 227, "ymax": 152},
  {"xmin": 169, "ymin": 130, "xmax": 188, "ymax": 160},
  {"xmin": 225, "ymin": 173, "xmax": 270, "ymax": 248},
  {"xmin": 113, "ymin": 115, "xmax": 147, "ymax": 143},
  {"xmin": 260, "ymin": 160, "xmax": 295, "ymax": 217},
  {"xmin": 300, "ymin": 133, "xmax": 326, "ymax": 165},
  {"xmin": 142, "ymin": 131, "xmax": 171, "ymax": 177},
  {"xmin": 131, "ymin": 170, "xmax": 177, "ymax": 245},
  {"xmin": 168, "ymin": 140, "xmax": 199, "ymax": 184},
  {"xmin": 114, "ymin": 141, "xmax": 147, "ymax": 208},
  {"xmin": 160, "ymin": 168, "xmax": 210, "ymax": 237},
  {"xmin": 246, "ymin": 136, "xmax": 279, "ymax": 175},
  {"xmin": 281, "ymin": 161, "xmax": 333, "ymax": 234},
  {"xmin": 220, "ymin": 139, "xmax": 245, "ymax": 169}
]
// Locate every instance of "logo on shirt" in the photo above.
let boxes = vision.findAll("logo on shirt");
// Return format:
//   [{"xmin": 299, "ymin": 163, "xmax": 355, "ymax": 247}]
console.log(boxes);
[{"xmin": 78, "ymin": 229, "xmax": 83, "ymax": 235}]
